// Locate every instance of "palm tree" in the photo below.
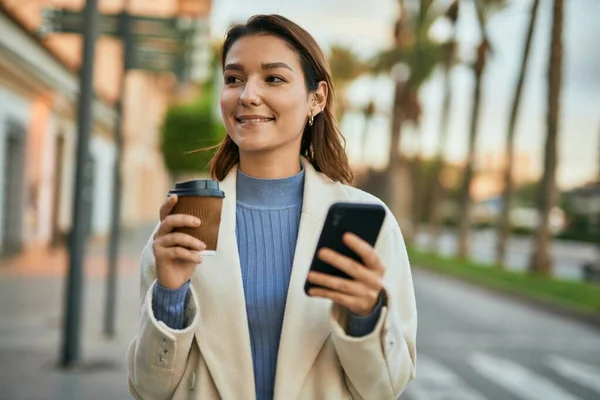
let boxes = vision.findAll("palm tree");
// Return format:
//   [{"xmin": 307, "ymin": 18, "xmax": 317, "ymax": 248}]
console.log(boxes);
[
  {"xmin": 495, "ymin": 0, "xmax": 541, "ymax": 267},
  {"xmin": 372, "ymin": 0, "xmax": 443, "ymax": 225},
  {"xmin": 530, "ymin": 0, "xmax": 564, "ymax": 275},
  {"xmin": 328, "ymin": 45, "xmax": 368, "ymax": 123},
  {"xmin": 457, "ymin": 0, "xmax": 505, "ymax": 259},
  {"xmin": 428, "ymin": 0, "xmax": 459, "ymax": 252}
]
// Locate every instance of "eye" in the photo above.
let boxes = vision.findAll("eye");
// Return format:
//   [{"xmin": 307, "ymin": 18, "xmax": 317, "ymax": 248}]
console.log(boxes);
[
  {"xmin": 225, "ymin": 75, "xmax": 242, "ymax": 85},
  {"xmin": 266, "ymin": 75, "xmax": 286, "ymax": 84}
]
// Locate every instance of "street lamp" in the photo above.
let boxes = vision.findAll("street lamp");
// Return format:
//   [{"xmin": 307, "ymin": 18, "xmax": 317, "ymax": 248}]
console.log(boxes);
[{"xmin": 61, "ymin": 0, "xmax": 99, "ymax": 366}]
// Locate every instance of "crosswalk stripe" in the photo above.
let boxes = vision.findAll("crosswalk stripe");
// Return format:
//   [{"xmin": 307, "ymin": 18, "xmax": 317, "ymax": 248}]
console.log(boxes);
[
  {"xmin": 468, "ymin": 352, "xmax": 581, "ymax": 400},
  {"xmin": 547, "ymin": 355, "xmax": 600, "ymax": 394},
  {"xmin": 405, "ymin": 355, "xmax": 487, "ymax": 400}
]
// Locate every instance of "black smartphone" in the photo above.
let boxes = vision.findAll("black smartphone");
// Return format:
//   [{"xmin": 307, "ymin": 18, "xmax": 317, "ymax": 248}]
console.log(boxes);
[{"xmin": 304, "ymin": 202, "xmax": 386, "ymax": 295}]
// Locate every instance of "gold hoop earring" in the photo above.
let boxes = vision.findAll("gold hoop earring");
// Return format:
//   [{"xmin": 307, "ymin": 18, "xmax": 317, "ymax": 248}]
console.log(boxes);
[{"xmin": 308, "ymin": 113, "xmax": 314, "ymax": 126}]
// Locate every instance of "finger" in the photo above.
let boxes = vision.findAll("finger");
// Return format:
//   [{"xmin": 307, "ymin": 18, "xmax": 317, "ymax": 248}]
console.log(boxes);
[
  {"xmin": 159, "ymin": 246, "xmax": 202, "ymax": 264},
  {"xmin": 342, "ymin": 233, "xmax": 384, "ymax": 273},
  {"xmin": 306, "ymin": 271, "xmax": 366, "ymax": 296},
  {"xmin": 157, "ymin": 233, "xmax": 206, "ymax": 251},
  {"xmin": 308, "ymin": 288, "xmax": 366, "ymax": 314},
  {"xmin": 156, "ymin": 214, "xmax": 201, "ymax": 237},
  {"xmin": 159, "ymin": 195, "xmax": 178, "ymax": 221},
  {"xmin": 318, "ymin": 248, "xmax": 384, "ymax": 289},
  {"xmin": 154, "ymin": 243, "xmax": 202, "ymax": 264}
]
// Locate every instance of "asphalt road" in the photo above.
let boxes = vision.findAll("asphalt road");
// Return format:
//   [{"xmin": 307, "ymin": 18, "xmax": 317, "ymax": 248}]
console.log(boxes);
[
  {"xmin": 415, "ymin": 228, "xmax": 598, "ymax": 281},
  {"xmin": 1, "ymin": 226, "xmax": 599, "ymax": 399},
  {"xmin": 403, "ymin": 268, "xmax": 600, "ymax": 400}
]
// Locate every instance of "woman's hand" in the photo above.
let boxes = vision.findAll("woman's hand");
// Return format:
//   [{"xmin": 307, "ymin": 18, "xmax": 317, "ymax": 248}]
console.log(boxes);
[
  {"xmin": 306, "ymin": 233, "xmax": 384, "ymax": 316},
  {"xmin": 153, "ymin": 195, "xmax": 206, "ymax": 290}
]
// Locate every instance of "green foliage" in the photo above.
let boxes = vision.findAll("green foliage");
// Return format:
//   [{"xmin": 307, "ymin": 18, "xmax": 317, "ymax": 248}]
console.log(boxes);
[
  {"xmin": 160, "ymin": 85, "xmax": 225, "ymax": 174},
  {"xmin": 328, "ymin": 45, "xmax": 368, "ymax": 89},
  {"xmin": 408, "ymin": 248, "xmax": 600, "ymax": 315},
  {"xmin": 371, "ymin": 1, "xmax": 445, "ymax": 88},
  {"xmin": 556, "ymin": 229, "xmax": 600, "ymax": 244},
  {"xmin": 373, "ymin": 39, "xmax": 441, "ymax": 89},
  {"xmin": 514, "ymin": 180, "xmax": 540, "ymax": 207},
  {"xmin": 327, "ymin": 44, "xmax": 368, "ymax": 121}
]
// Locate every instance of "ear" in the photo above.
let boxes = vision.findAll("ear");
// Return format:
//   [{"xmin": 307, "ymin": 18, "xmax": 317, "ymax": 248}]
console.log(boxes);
[{"xmin": 309, "ymin": 81, "xmax": 328, "ymax": 117}]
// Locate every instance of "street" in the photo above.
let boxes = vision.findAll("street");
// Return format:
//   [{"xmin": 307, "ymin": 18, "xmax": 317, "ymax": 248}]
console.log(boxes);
[
  {"xmin": 1, "ymin": 0, "xmax": 598, "ymax": 398},
  {"xmin": 1, "ymin": 230, "xmax": 599, "ymax": 399},
  {"xmin": 0, "ymin": 228, "xmax": 150, "ymax": 400},
  {"xmin": 404, "ymin": 269, "xmax": 600, "ymax": 400},
  {"xmin": 0, "ymin": 273, "xmax": 138, "ymax": 400},
  {"xmin": 415, "ymin": 228, "xmax": 598, "ymax": 281}
]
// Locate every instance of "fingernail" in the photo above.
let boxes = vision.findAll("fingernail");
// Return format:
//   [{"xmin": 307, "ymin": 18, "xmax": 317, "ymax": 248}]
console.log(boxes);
[
  {"xmin": 197, "ymin": 240, "xmax": 206, "ymax": 249},
  {"xmin": 195, "ymin": 218, "xmax": 201, "ymax": 226}
]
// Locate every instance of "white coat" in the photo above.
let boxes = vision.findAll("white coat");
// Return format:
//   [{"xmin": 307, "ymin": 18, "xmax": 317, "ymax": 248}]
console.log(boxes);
[{"xmin": 127, "ymin": 158, "xmax": 417, "ymax": 399}]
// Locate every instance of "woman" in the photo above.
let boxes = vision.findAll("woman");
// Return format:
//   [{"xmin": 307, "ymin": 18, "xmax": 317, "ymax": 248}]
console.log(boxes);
[{"xmin": 128, "ymin": 14, "xmax": 416, "ymax": 400}]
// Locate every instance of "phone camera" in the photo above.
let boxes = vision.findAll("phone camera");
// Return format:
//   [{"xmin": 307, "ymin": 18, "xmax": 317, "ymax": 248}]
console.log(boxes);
[{"xmin": 332, "ymin": 211, "xmax": 344, "ymax": 226}]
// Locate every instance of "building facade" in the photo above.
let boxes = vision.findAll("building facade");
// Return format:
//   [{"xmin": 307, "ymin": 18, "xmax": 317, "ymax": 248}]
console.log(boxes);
[{"xmin": 0, "ymin": 0, "xmax": 211, "ymax": 256}]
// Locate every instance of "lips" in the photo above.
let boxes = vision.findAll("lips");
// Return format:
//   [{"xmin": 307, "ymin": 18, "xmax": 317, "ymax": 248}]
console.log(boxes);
[{"xmin": 235, "ymin": 115, "xmax": 275, "ymax": 124}]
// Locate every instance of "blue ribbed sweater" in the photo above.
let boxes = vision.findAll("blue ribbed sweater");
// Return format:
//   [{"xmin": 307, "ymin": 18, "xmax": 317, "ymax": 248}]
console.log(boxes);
[{"xmin": 152, "ymin": 168, "xmax": 382, "ymax": 399}]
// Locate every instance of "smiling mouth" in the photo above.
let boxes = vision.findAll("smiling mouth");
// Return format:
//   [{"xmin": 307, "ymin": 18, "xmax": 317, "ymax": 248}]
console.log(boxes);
[{"xmin": 236, "ymin": 117, "xmax": 275, "ymax": 124}]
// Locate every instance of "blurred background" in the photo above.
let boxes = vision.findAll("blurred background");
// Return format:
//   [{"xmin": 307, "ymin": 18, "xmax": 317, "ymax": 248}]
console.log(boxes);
[{"xmin": 0, "ymin": 0, "xmax": 599, "ymax": 399}]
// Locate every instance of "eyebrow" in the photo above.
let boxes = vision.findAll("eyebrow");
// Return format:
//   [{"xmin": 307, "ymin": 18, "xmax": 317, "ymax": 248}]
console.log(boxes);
[{"xmin": 224, "ymin": 62, "xmax": 294, "ymax": 72}]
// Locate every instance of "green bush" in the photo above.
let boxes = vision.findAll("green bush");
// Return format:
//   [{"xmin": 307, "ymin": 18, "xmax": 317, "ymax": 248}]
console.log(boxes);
[
  {"xmin": 556, "ymin": 229, "xmax": 600, "ymax": 244},
  {"xmin": 160, "ymin": 90, "xmax": 225, "ymax": 175},
  {"xmin": 408, "ymin": 248, "xmax": 600, "ymax": 315}
]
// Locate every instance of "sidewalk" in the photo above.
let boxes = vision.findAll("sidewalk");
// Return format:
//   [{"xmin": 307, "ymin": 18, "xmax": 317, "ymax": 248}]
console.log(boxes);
[{"xmin": 0, "ymin": 225, "xmax": 154, "ymax": 400}]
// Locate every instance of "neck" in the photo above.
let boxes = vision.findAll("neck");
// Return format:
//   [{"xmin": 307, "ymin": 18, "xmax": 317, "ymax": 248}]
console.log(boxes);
[
  {"xmin": 239, "ymin": 152, "xmax": 302, "ymax": 179},
  {"xmin": 236, "ymin": 167, "xmax": 304, "ymax": 208}
]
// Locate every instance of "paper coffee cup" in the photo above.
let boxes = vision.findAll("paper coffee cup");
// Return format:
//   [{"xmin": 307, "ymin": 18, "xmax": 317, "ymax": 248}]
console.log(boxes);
[{"xmin": 168, "ymin": 179, "xmax": 225, "ymax": 251}]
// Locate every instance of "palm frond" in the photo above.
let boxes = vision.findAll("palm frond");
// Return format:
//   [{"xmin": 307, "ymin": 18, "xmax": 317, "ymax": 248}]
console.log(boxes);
[{"xmin": 328, "ymin": 44, "xmax": 368, "ymax": 87}]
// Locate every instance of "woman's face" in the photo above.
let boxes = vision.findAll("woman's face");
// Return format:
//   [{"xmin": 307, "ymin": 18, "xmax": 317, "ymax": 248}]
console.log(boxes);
[{"xmin": 220, "ymin": 34, "xmax": 318, "ymax": 157}]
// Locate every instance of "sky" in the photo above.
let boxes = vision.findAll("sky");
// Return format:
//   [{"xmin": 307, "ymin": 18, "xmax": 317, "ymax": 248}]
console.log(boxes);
[{"xmin": 208, "ymin": 0, "xmax": 600, "ymax": 189}]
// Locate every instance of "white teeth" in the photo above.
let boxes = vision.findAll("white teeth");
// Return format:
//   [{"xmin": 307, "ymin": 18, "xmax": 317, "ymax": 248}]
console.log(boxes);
[{"xmin": 239, "ymin": 118, "xmax": 272, "ymax": 123}]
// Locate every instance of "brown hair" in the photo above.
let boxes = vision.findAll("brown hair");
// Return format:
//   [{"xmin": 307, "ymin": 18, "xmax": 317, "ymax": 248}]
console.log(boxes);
[{"xmin": 209, "ymin": 14, "xmax": 353, "ymax": 184}]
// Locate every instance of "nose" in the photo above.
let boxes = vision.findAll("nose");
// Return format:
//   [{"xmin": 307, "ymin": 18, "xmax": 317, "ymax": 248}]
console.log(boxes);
[{"xmin": 239, "ymin": 79, "xmax": 262, "ymax": 107}]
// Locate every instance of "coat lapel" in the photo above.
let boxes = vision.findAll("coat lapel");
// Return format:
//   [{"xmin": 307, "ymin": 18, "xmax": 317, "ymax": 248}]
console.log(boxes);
[
  {"xmin": 273, "ymin": 158, "xmax": 345, "ymax": 400},
  {"xmin": 190, "ymin": 166, "xmax": 256, "ymax": 398}
]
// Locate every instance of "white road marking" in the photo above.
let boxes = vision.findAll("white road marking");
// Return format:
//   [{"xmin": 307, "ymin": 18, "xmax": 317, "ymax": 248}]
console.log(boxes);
[
  {"xmin": 547, "ymin": 355, "xmax": 600, "ymax": 395},
  {"xmin": 469, "ymin": 352, "xmax": 581, "ymax": 400},
  {"xmin": 404, "ymin": 355, "xmax": 487, "ymax": 400}
]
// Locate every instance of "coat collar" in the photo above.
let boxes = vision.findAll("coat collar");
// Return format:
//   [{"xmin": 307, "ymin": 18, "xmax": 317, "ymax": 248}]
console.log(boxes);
[
  {"xmin": 273, "ymin": 157, "xmax": 345, "ymax": 399},
  {"xmin": 191, "ymin": 157, "xmax": 345, "ymax": 400}
]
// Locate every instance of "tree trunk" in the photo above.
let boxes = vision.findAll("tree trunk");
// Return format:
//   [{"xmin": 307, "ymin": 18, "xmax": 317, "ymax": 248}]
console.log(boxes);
[
  {"xmin": 386, "ymin": 80, "xmax": 407, "ymax": 221},
  {"xmin": 457, "ymin": 40, "xmax": 487, "ymax": 259},
  {"xmin": 361, "ymin": 115, "xmax": 370, "ymax": 166},
  {"xmin": 495, "ymin": 0, "xmax": 540, "ymax": 268},
  {"xmin": 597, "ymin": 124, "xmax": 600, "ymax": 181},
  {"xmin": 389, "ymin": 81, "xmax": 404, "ymax": 166},
  {"xmin": 428, "ymin": 45, "xmax": 453, "ymax": 252},
  {"xmin": 361, "ymin": 102, "xmax": 375, "ymax": 166},
  {"xmin": 429, "ymin": 0, "xmax": 458, "ymax": 252},
  {"xmin": 408, "ymin": 127, "xmax": 424, "ymax": 245},
  {"xmin": 530, "ymin": 0, "xmax": 563, "ymax": 275}
]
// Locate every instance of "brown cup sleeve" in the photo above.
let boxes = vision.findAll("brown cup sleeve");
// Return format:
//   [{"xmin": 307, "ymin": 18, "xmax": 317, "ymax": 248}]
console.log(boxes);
[{"xmin": 170, "ymin": 196, "xmax": 223, "ymax": 251}]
